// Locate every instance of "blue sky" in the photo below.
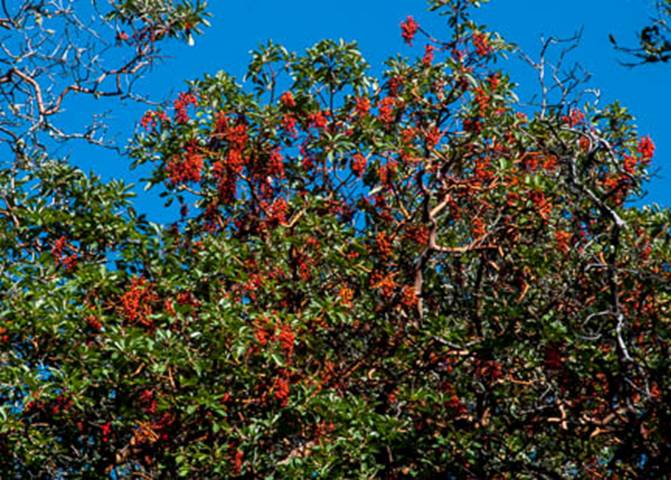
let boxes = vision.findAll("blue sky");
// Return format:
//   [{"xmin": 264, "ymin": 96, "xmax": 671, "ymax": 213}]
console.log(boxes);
[{"xmin": 71, "ymin": 0, "xmax": 670, "ymax": 220}]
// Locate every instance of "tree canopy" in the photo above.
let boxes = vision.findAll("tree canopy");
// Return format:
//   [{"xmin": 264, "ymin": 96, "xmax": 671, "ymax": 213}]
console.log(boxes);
[{"xmin": 1, "ymin": 1, "xmax": 670, "ymax": 478}]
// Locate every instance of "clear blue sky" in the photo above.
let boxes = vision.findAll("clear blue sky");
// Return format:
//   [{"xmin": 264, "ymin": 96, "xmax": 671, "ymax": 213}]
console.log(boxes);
[{"xmin": 72, "ymin": 0, "xmax": 670, "ymax": 220}]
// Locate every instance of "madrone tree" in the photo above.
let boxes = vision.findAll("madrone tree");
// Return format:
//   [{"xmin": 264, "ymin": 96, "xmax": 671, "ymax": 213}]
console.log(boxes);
[
  {"xmin": 0, "ymin": 0, "xmax": 209, "ymax": 162},
  {"xmin": 1, "ymin": 0, "xmax": 670, "ymax": 478},
  {"xmin": 611, "ymin": 0, "xmax": 671, "ymax": 65}
]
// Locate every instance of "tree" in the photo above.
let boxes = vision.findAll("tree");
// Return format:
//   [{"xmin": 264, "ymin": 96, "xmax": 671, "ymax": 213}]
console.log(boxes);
[
  {"xmin": 0, "ymin": 0, "xmax": 209, "ymax": 164},
  {"xmin": 2, "ymin": 0, "xmax": 671, "ymax": 478},
  {"xmin": 610, "ymin": 0, "xmax": 671, "ymax": 65}
]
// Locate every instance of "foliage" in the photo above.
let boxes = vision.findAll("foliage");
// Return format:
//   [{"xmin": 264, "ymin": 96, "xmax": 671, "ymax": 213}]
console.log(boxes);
[
  {"xmin": 610, "ymin": 0, "xmax": 671, "ymax": 65},
  {"xmin": 2, "ymin": 0, "xmax": 671, "ymax": 478},
  {"xmin": 0, "ymin": 0, "xmax": 210, "ymax": 163}
]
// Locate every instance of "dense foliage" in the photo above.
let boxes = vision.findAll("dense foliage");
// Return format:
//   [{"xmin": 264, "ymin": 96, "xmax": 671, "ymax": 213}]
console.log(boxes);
[{"xmin": 1, "ymin": 1, "xmax": 670, "ymax": 478}]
